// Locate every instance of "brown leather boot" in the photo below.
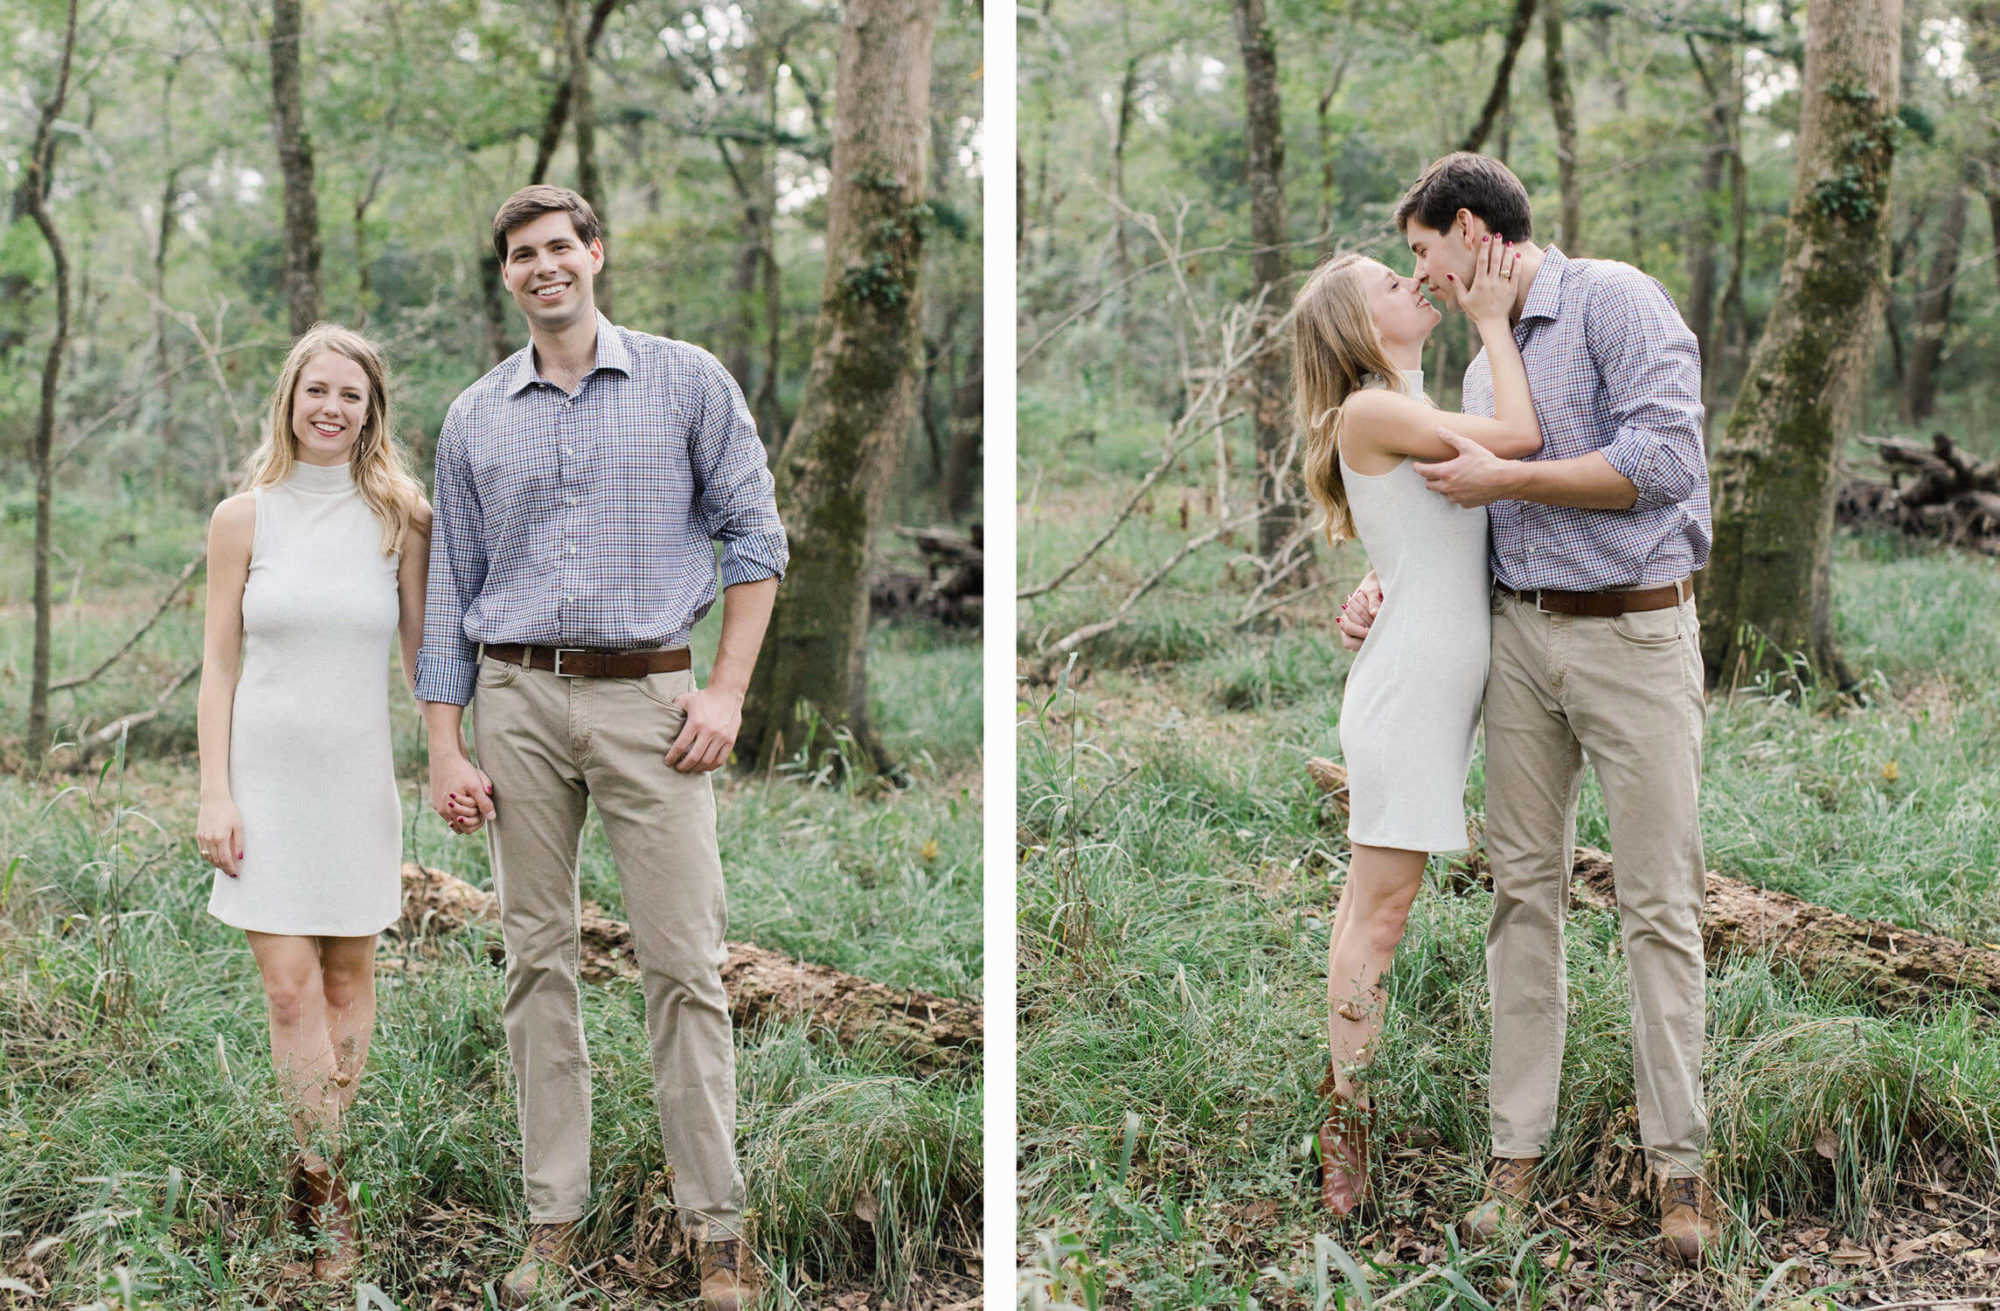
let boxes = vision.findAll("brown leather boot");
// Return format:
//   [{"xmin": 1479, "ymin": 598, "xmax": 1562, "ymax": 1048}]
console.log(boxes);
[
  {"xmin": 1461, "ymin": 1156, "xmax": 1538, "ymax": 1243},
  {"xmin": 1658, "ymin": 1173, "xmax": 1719, "ymax": 1267},
  {"xmin": 1317, "ymin": 1094, "xmax": 1372, "ymax": 1217},
  {"xmin": 498, "ymin": 1222, "xmax": 577, "ymax": 1307},
  {"xmin": 697, "ymin": 1237, "xmax": 762, "ymax": 1311},
  {"xmin": 283, "ymin": 1156, "xmax": 315, "ymax": 1235},
  {"xmin": 299, "ymin": 1160, "xmax": 360, "ymax": 1282}
]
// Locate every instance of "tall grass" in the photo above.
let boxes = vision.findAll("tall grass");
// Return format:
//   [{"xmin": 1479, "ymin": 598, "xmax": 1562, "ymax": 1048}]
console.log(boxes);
[
  {"xmin": 1018, "ymin": 409, "xmax": 2000, "ymax": 1303},
  {"xmin": 0, "ymin": 497, "xmax": 982, "ymax": 1307}
]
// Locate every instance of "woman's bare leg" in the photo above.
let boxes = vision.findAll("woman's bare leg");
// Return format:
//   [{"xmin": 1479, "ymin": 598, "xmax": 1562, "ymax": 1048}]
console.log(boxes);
[
  {"xmin": 316, "ymin": 934, "xmax": 378, "ymax": 1116},
  {"xmin": 245, "ymin": 931, "xmax": 338, "ymax": 1158},
  {"xmin": 1325, "ymin": 844, "xmax": 1429, "ymax": 1101}
]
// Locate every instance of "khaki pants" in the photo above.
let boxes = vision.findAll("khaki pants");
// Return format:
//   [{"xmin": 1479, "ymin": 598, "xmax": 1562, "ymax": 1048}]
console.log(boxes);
[
  {"xmin": 473, "ymin": 654, "xmax": 745, "ymax": 1239},
  {"xmin": 1483, "ymin": 592, "xmax": 1708, "ymax": 1177}
]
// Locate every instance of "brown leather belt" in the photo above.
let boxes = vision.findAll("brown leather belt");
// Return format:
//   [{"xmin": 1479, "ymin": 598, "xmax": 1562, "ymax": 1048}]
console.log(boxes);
[
  {"xmin": 481, "ymin": 644, "xmax": 691, "ymax": 678},
  {"xmin": 1500, "ymin": 578, "xmax": 1692, "ymax": 618}
]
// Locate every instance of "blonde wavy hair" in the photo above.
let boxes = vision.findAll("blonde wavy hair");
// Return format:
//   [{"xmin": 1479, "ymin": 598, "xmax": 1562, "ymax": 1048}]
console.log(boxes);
[
  {"xmin": 1292, "ymin": 254, "xmax": 1406, "ymax": 544},
  {"xmin": 241, "ymin": 323, "xmax": 427, "ymax": 555}
]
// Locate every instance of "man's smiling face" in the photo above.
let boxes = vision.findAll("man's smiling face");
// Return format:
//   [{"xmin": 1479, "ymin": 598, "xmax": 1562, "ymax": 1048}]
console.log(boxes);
[
  {"xmin": 1403, "ymin": 214, "xmax": 1481, "ymax": 311},
  {"xmin": 500, "ymin": 210, "xmax": 603, "ymax": 331}
]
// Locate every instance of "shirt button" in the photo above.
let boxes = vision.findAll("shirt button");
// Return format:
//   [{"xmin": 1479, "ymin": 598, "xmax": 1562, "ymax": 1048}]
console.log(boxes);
[
  {"xmin": 563, "ymin": 595, "xmax": 574, "ymax": 604},
  {"xmin": 565, "ymin": 496, "xmax": 577, "ymax": 507},
  {"xmin": 566, "ymin": 543, "xmax": 576, "ymax": 554},
  {"xmin": 561, "ymin": 445, "xmax": 573, "ymax": 457}
]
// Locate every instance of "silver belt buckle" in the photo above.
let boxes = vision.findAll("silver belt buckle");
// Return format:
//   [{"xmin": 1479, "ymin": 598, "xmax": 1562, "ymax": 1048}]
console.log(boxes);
[
  {"xmin": 1529, "ymin": 588, "xmax": 1551, "ymax": 613},
  {"xmin": 552, "ymin": 647, "xmax": 587, "ymax": 677}
]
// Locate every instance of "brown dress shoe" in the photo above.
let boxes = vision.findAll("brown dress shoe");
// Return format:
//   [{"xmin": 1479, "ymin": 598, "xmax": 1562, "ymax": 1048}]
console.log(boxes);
[
  {"xmin": 1317, "ymin": 1095, "xmax": 1372, "ymax": 1216},
  {"xmin": 698, "ymin": 1237, "xmax": 762, "ymax": 1311},
  {"xmin": 498, "ymin": 1222, "xmax": 577, "ymax": 1307},
  {"xmin": 1461, "ymin": 1156, "xmax": 1538, "ymax": 1243},
  {"xmin": 1659, "ymin": 1173, "xmax": 1719, "ymax": 1267}
]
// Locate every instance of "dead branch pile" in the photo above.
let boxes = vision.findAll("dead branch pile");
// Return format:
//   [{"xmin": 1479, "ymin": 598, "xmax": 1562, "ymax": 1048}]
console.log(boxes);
[
  {"xmin": 395, "ymin": 863, "xmax": 982, "ymax": 1076},
  {"xmin": 870, "ymin": 524, "xmax": 982, "ymax": 627},
  {"xmin": 1837, "ymin": 432, "xmax": 2000, "ymax": 554}
]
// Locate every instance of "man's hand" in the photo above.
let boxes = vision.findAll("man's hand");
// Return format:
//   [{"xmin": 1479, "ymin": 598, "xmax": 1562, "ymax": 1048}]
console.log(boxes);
[
  {"xmin": 665, "ymin": 685, "xmax": 744, "ymax": 773},
  {"xmin": 1415, "ymin": 428, "xmax": 1522, "ymax": 508},
  {"xmin": 429, "ymin": 751, "xmax": 496, "ymax": 834},
  {"xmin": 1337, "ymin": 570, "xmax": 1383, "ymax": 652}
]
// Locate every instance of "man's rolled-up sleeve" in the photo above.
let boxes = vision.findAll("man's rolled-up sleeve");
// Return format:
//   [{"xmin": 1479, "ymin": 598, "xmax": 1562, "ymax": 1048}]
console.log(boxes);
[
  {"xmin": 1589, "ymin": 272, "xmax": 1707, "ymax": 514},
  {"xmin": 690, "ymin": 353, "xmax": 788, "ymax": 587},
  {"xmin": 413, "ymin": 405, "xmax": 487, "ymax": 706}
]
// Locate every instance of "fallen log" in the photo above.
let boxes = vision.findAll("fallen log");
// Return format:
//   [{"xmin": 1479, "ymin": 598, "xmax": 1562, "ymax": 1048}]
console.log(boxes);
[
  {"xmin": 395, "ymin": 863, "xmax": 982, "ymax": 1076},
  {"xmin": 1305, "ymin": 757, "xmax": 2000, "ymax": 1012}
]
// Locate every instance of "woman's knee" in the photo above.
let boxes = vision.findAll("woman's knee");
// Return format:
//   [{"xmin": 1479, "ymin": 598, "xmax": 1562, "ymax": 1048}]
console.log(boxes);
[{"xmin": 262, "ymin": 976, "xmax": 315, "ymax": 1028}]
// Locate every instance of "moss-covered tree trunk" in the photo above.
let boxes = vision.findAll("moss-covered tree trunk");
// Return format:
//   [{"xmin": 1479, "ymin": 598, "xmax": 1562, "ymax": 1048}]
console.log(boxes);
[
  {"xmin": 1698, "ymin": 0, "xmax": 1902, "ymax": 688},
  {"xmin": 268, "ymin": 0, "xmax": 321, "ymax": 336},
  {"xmin": 1230, "ymin": 0, "xmax": 1300, "ymax": 566},
  {"xmin": 737, "ymin": 0, "xmax": 940, "ymax": 773}
]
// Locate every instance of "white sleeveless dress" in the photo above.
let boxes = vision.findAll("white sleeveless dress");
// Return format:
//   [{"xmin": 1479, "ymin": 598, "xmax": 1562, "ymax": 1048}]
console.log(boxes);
[
  {"xmin": 1336, "ymin": 369, "xmax": 1491, "ymax": 852},
  {"xmin": 207, "ymin": 460, "xmax": 404, "ymax": 936}
]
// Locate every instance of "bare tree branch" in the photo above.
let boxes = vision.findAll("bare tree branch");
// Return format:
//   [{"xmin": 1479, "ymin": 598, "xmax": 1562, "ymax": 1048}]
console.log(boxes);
[{"xmin": 53, "ymin": 553, "xmax": 205, "ymax": 692}]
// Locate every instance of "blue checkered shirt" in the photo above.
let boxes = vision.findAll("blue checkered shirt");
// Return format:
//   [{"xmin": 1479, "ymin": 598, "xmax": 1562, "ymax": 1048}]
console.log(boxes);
[
  {"xmin": 414, "ymin": 314, "xmax": 788, "ymax": 706},
  {"xmin": 1461, "ymin": 246, "xmax": 1711, "ymax": 591}
]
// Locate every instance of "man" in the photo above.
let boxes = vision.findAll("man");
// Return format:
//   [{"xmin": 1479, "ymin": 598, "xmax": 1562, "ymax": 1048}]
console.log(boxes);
[
  {"xmin": 1339, "ymin": 153, "xmax": 1716, "ymax": 1265},
  {"xmin": 415, "ymin": 184, "xmax": 785, "ymax": 1309}
]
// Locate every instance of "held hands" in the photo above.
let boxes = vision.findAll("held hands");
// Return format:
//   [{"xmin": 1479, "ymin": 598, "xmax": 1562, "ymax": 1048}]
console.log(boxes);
[
  {"xmin": 195, "ymin": 796, "xmax": 245, "ymax": 878},
  {"xmin": 1453, "ymin": 233, "xmax": 1522, "ymax": 327},
  {"xmin": 1416, "ymin": 428, "xmax": 1517, "ymax": 508},
  {"xmin": 664, "ymin": 685, "xmax": 743, "ymax": 774},
  {"xmin": 1336, "ymin": 570, "xmax": 1383, "ymax": 651},
  {"xmin": 430, "ymin": 752, "xmax": 496, "ymax": 836}
]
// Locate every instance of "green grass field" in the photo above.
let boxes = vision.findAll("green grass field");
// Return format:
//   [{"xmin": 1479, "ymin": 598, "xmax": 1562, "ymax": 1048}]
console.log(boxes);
[
  {"xmin": 0, "ymin": 491, "xmax": 982, "ymax": 1309},
  {"xmin": 1016, "ymin": 381, "xmax": 2000, "ymax": 1310}
]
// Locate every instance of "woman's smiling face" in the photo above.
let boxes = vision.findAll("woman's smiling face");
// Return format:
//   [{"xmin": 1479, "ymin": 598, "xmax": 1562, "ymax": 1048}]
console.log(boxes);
[
  {"xmin": 290, "ymin": 351, "xmax": 370, "ymax": 467},
  {"xmin": 1364, "ymin": 259, "xmax": 1442, "ymax": 349}
]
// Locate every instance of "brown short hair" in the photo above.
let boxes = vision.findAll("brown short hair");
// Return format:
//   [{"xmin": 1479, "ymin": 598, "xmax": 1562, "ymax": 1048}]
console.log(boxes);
[
  {"xmin": 491, "ymin": 185, "xmax": 602, "ymax": 262},
  {"xmin": 1393, "ymin": 153, "xmax": 1533, "ymax": 243}
]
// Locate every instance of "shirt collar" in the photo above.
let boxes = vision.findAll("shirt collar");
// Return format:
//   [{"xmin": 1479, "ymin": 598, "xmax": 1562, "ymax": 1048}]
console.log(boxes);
[
  {"xmin": 506, "ymin": 312, "xmax": 632, "ymax": 395},
  {"xmin": 1518, "ymin": 245, "xmax": 1569, "ymax": 325}
]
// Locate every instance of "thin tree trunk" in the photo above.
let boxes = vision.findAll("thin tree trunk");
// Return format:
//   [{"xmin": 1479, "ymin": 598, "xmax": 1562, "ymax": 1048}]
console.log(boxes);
[
  {"xmin": 941, "ymin": 331, "xmax": 981, "ymax": 520},
  {"xmin": 152, "ymin": 58, "xmax": 184, "ymax": 478},
  {"xmin": 24, "ymin": 0, "xmax": 79, "ymax": 764},
  {"xmin": 1314, "ymin": 48, "xmax": 1352, "ymax": 260},
  {"xmin": 1110, "ymin": 54, "xmax": 1139, "ymax": 282},
  {"xmin": 1700, "ymin": 0, "xmax": 1903, "ymax": 688},
  {"xmin": 1717, "ymin": 11, "xmax": 1750, "ymax": 404},
  {"xmin": 1903, "ymin": 180, "xmax": 1968, "ymax": 423},
  {"xmin": 561, "ymin": 0, "xmax": 608, "ymax": 318},
  {"xmin": 1882, "ymin": 207, "xmax": 1927, "ymax": 389},
  {"xmin": 1542, "ymin": 0, "xmax": 1581, "ymax": 251},
  {"xmin": 725, "ymin": 51, "xmax": 774, "ymax": 390},
  {"xmin": 1685, "ymin": 36, "xmax": 1730, "ymax": 390},
  {"xmin": 738, "ymin": 0, "xmax": 940, "ymax": 773},
  {"xmin": 1231, "ymin": 0, "xmax": 1301, "ymax": 567},
  {"xmin": 1459, "ymin": 0, "xmax": 1537, "ymax": 154},
  {"xmin": 268, "ymin": 0, "xmax": 321, "ymax": 336}
]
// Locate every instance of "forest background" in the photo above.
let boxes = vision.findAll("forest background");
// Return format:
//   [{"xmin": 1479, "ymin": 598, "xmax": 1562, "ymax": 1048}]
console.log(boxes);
[
  {"xmin": 0, "ymin": 0, "xmax": 985, "ymax": 1306},
  {"xmin": 1019, "ymin": 0, "xmax": 2000, "ymax": 1307}
]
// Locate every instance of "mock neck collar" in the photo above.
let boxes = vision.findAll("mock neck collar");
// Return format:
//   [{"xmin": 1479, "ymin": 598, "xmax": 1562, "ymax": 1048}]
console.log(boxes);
[{"xmin": 287, "ymin": 459, "xmax": 356, "ymax": 494}]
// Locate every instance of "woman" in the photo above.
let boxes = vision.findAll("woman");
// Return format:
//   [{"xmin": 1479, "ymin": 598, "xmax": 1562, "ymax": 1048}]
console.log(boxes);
[
  {"xmin": 195, "ymin": 323, "xmax": 430, "ymax": 1279},
  {"xmin": 1292, "ymin": 235, "xmax": 1540, "ymax": 1215}
]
